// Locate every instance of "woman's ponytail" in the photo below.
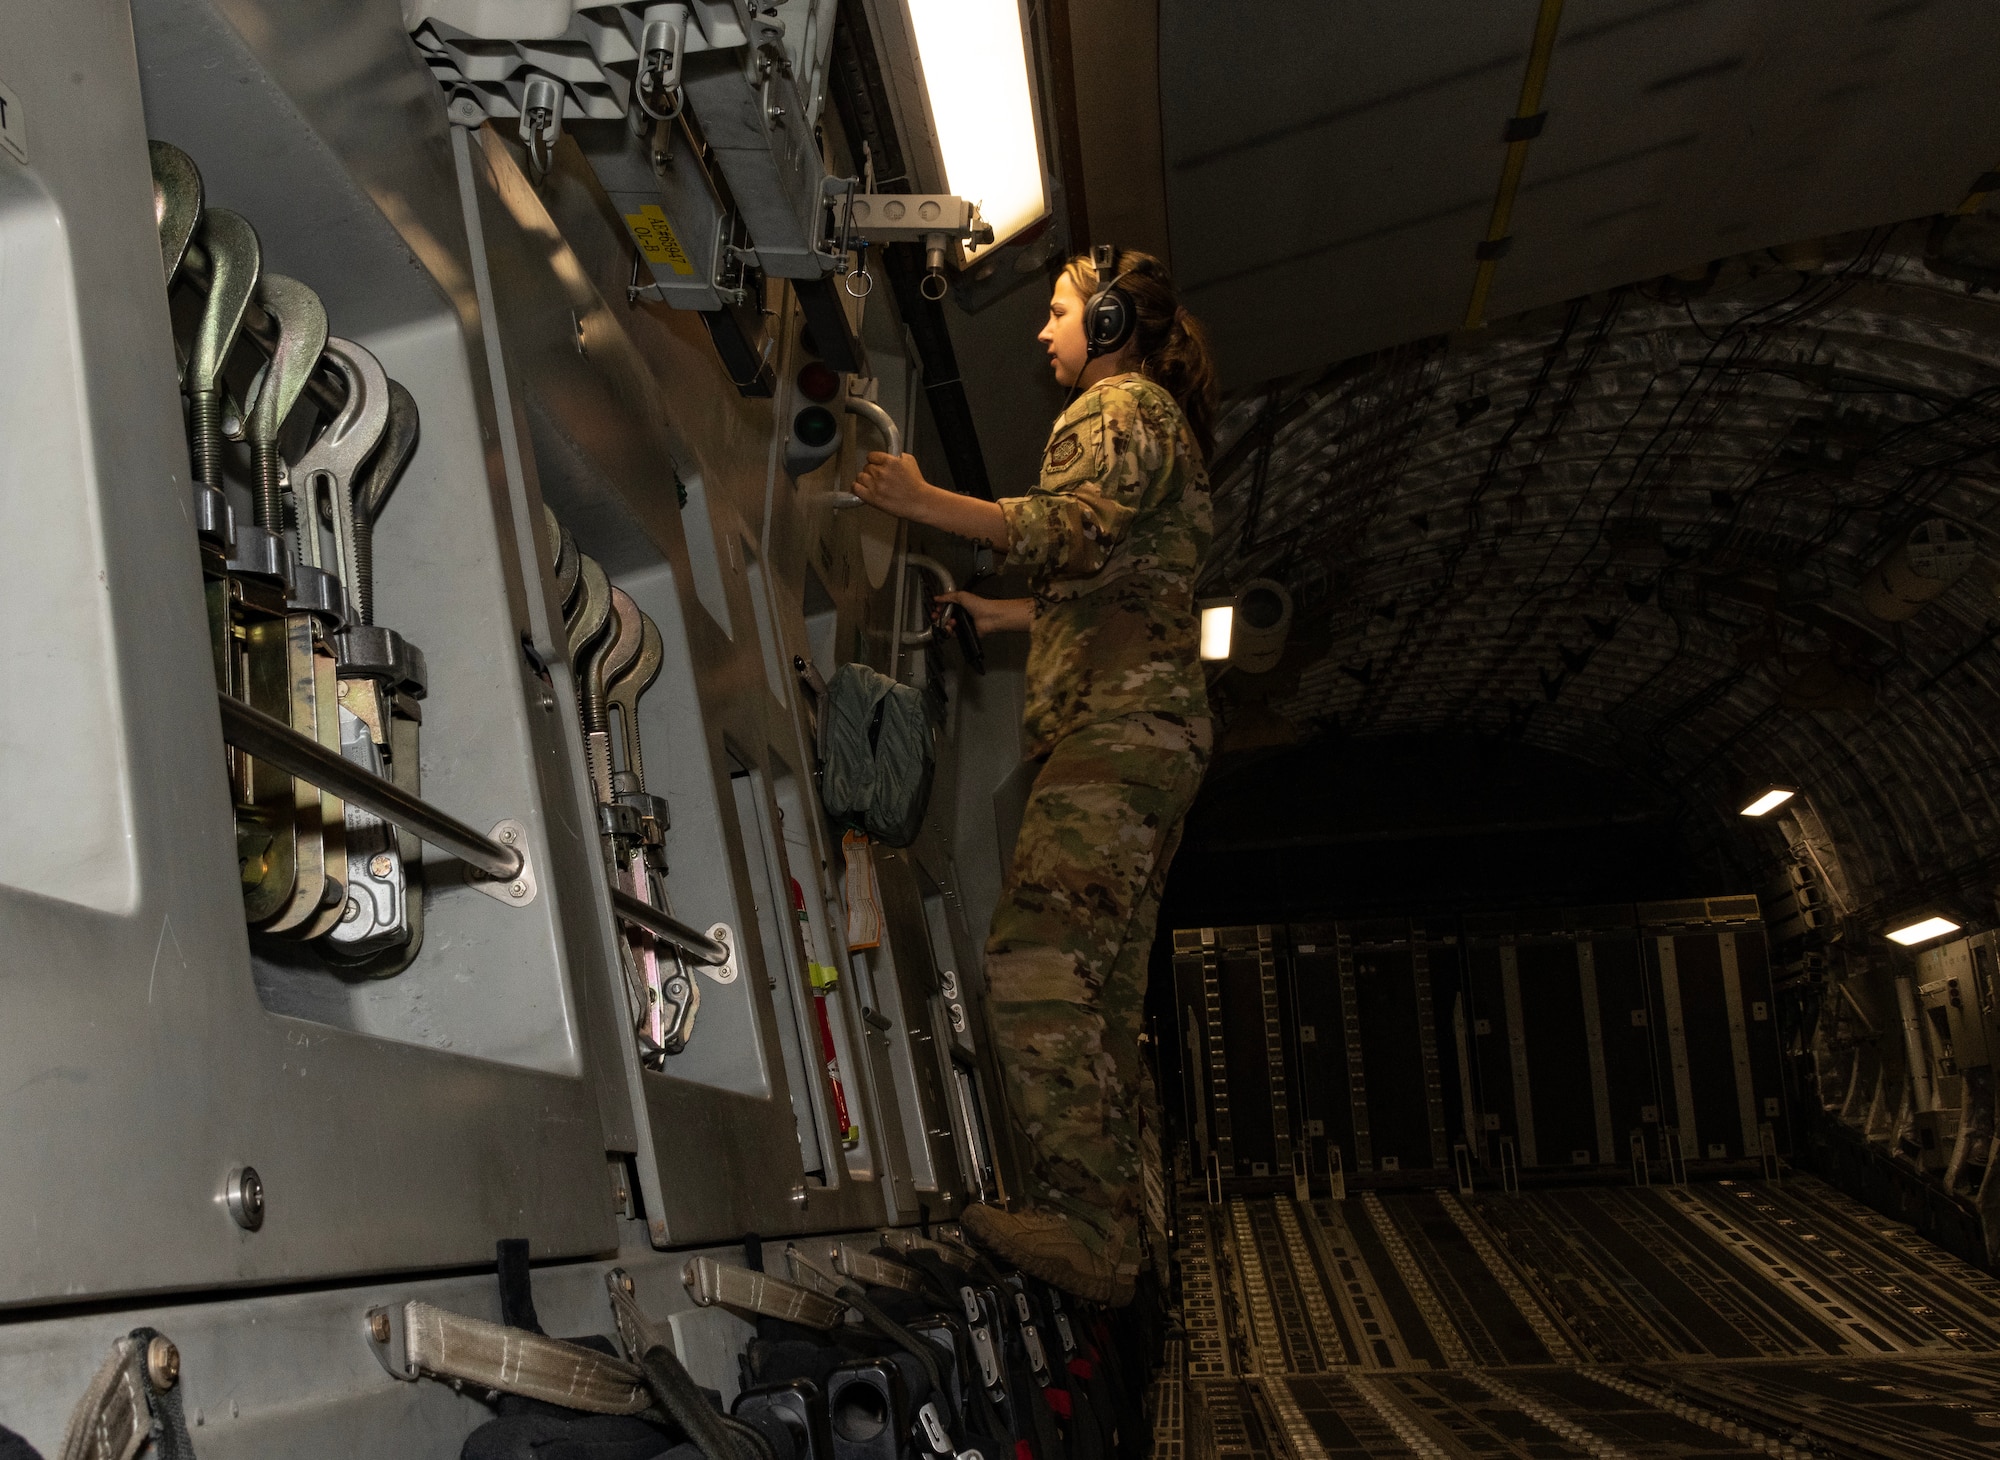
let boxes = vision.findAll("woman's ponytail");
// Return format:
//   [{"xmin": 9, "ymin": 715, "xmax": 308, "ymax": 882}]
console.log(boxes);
[{"xmin": 1064, "ymin": 251, "xmax": 1220, "ymax": 461}]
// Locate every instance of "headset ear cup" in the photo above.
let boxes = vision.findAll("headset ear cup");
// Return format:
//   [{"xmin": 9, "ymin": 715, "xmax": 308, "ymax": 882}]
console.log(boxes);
[{"xmin": 1085, "ymin": 289, "xmax": 1133, "ymax": 358}]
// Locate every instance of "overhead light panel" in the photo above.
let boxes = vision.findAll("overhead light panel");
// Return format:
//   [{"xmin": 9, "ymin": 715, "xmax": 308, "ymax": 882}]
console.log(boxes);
[
  {"xmin": 1199, "ymin": 603, "xmax": 1234, "ymax": 662},
  {"xmin": 1738, "ymin": 786, "xmax": 1796, "ymax": 817},
  {"xmin": 904, "ymin": 0, "xmax": 1048, "ymax": 257},
  {"xmin": 1886, "ymin": 915, "xmax": 1960, "ymax": 947}
]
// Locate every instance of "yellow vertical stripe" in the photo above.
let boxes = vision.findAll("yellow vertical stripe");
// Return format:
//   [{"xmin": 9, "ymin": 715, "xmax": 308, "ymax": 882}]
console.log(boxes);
[{"xmin": 1465, "ymin": 0, "xmax": 1568, "ymax": 328}]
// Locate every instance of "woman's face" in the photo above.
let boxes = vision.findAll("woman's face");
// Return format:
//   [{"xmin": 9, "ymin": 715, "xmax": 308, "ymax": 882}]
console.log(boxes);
[{"xmin": 1038, "ymin": 271, "xmax": 1092, "ymax": 388}]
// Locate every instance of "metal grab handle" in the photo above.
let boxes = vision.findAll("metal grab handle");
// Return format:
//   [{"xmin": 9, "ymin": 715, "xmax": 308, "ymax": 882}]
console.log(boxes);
[
  {"xmin": 903, "ymin": 552, "xmax": 956, "ymax": 595},
  {"xmin": 846, "ymin": 396, "xmax": 901, "ymax": 457},
  {"xmin": 610, "ymin": 889, "xmax": 729, "ymax": 969},
  {"xmin": 898, "ymin": 552, "xmax": 956, "ymax": 646},
  {"xmin": 217, "ymin": 692, "xmax": 523, "ymax": 882},
  {"xmin": 829, "ymin": 397, "xmax": 903, "ymax": 510}
]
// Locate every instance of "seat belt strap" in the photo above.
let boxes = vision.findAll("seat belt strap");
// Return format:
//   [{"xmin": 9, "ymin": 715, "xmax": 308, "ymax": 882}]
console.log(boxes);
[
  {"xmin": 682, "ymin": 1255, "xmax": 846, "ymax": 1329},
  {"xmin": 381, "ymin": 1300, "xmax": 653, "ymax": 1415},
  {"xmin": 58, "ymin": 1329, "xmax": 195, "ymax": 1460},
  {"xmin": 606, "ymin": 1268, "xmax": 676, "ymax": 1363}
]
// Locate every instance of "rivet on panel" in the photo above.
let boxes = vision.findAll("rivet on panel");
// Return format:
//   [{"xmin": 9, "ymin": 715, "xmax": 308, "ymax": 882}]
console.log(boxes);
[{"xmin": 223, "ymin": 1165, "xmax": 265, "ymax": 1230}]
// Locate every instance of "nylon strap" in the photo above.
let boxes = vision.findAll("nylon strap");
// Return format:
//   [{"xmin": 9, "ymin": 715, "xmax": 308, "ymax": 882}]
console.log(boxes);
[
  {"xmin": 682, "ymin": 1255, "xmax": 846, "ymax": 1329},
  {"xmin": 787, "ymin": 1246, "xmax": 950, "ymax": 1426},
  {"xmin": 400, "ymin": 1301, "xmax": 652, "ymax": 1415},
  {"xmin": 58, "ymin": 1330, "xmax": 196, "ymax": 1460},
  {"xmin": 56, "ymin": 1338, "xmax": 150, "ymax": 1460},
  {"xmin": 606, "ymin": 1269, "xmax": 678, "ymax": 1364}
]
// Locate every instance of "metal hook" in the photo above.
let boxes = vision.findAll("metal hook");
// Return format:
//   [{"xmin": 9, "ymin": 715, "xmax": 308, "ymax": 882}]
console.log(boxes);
[
  {"xmin": 635, "ymin": 12, "xmax": 686, "ymax": 121},
  {"xmin": 519, "ymin": 74, "xmax": 563, "ymax": 181}
]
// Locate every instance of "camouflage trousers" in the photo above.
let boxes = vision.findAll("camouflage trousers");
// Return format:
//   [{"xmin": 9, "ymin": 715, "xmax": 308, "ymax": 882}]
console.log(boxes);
[{"xmin": 984, "ymin": 712, "xmax": 1211, "ymax": 1264}]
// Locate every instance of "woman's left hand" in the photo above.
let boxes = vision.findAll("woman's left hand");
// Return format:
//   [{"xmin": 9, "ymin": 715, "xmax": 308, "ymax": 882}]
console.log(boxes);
[{"xmin": 852, "ymin": 452, "xmax": 934, "ymax": 521}]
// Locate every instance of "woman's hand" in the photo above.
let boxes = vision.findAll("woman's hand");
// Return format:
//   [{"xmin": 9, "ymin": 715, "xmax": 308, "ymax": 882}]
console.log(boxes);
[
  {"xmin": 849, "ymin": 450, "xmax": 1012, "ymax": 546},
  {"xmin": 852, "ymin": 452, "xmax": 934, "ymax": 520},
  {"xmin": 936, "ymin": 592, "xmax": 1032, "ymax": 635}
]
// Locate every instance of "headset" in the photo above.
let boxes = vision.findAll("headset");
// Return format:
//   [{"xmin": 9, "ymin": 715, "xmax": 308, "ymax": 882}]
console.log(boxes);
[{"xmin": 1084, "ymin": 243, "xmax": 1137, "ymax": 359}]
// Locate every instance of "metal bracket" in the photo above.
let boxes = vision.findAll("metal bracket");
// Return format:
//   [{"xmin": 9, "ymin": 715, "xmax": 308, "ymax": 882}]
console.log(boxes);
[
  {"xmin": 821, "ymin": 174, "xmax": 859, "ymax": 270},
  {"xmin": 700, "ymin": 922, "xmax": 739, "ymax": 984},
  {"xmin": 469, "ymin": 819, "xmax": 538, "ymax": 907},
  {"xmin": 846, "ymin": 193, "xmax": 988, "ymax": 246},
  {"xmin": 365, "ymin": 1302, "xmax": 418, "ymax": 1381},
  {"xmin": 519, "ymin": 74, "xmax": 563, "ymax": 176}
]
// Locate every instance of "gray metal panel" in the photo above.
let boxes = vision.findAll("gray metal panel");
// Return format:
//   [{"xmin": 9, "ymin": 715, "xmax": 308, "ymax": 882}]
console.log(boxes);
[
  {"xmin": 0, "ymin": 0, "xmax": 618, "ymax": 1309},
  {"xmin": 459, "ymin": 123, "xmax": 909, "ymax": 1247},
  {"xmin": 868, "ymin": 848, "xmax": 974, "ymax": 1208},
  {"xmin": 0, "ymin": 1220, "xmax": 849, "ymax": 1457},
  {"xmin": 2, "ymin": 22, "xmax": 1009, "ymax": 1439}
]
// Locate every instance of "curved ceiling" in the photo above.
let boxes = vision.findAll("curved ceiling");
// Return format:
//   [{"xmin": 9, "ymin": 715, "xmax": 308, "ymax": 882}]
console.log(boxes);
[
  {"xmin": 1194, "ymin": 219, "xmax": 2000, "ymax": 924},
  {"xmin": 958, "ymin": 0, "xmax": 2000, "ymax": 926},
  {"xmin": 1159, "ymin": 0, "xmax": 2000, "ymax": 387}
]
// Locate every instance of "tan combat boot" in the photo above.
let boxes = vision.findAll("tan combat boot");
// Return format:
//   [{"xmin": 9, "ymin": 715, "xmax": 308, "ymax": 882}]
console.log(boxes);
[{"xmin": 960, "ymin": 1205, "xmax": 1124, "ymax": 1305}]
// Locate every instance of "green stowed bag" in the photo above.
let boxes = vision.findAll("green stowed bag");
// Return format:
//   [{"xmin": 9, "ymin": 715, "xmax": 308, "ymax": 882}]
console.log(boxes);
[{"xmin": 818, "ymin": 662, "xmax": 936, "ymax": 848}]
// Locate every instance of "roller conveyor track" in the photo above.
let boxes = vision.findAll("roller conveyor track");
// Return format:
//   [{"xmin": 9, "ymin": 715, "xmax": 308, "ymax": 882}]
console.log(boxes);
[{"xmin": 1164, "ymin": 1178, "xmax": 2000, "ymax": 1459}]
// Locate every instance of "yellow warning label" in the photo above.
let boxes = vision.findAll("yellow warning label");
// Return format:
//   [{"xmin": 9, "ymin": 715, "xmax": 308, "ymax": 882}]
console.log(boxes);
[{"xmin": 624, "ymin": 204, "xmax": 695, "ymax": 275}]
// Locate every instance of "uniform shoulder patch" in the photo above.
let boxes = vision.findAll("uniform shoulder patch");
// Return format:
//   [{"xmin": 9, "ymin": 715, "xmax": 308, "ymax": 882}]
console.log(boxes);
[{"xmin": 1046, "ymin": 431, "xmax": 1084, "ymax": 470}]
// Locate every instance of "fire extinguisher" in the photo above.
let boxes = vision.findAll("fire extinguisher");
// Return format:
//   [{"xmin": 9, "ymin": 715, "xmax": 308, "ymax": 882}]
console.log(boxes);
[{"xmin": 793, "ymin": 876, "xmax": 858, "ymax": 1146}]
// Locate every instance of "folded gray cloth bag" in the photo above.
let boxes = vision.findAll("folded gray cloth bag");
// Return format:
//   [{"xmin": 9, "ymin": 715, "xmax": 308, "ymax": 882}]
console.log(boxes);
[{"xmin": 818, "ymin": 663, "xmax": 936, "ymax": 849}]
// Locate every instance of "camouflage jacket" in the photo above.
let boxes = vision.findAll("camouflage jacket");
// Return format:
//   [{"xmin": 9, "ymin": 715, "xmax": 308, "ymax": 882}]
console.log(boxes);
[{"xmin": 998, "ymin": 373, "xmax": 1212, "ymax": 756}]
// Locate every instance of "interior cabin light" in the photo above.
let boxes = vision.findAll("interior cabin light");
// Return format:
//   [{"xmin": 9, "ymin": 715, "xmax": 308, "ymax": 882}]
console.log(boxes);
[
  {"xmin": 904, "ymin": 0, "xmax": 1049, "ymax": 257},
  {"xmin": 1886, "ymin": 915, "xmax": 1960, "ymax": 947},
  {"xmin": 1199, "ymin": 603, "xmax": 1234, "ymax": 661},
  {"xmin": 1738, "ymin": 786, "xmax": 1797, "ymax": 817}
]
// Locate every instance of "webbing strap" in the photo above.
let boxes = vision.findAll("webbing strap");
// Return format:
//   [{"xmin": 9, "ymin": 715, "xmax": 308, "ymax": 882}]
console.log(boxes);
[
  {"xmin": 834, "ymin": 1241, "xmax": 928, "ymax": 1294},
  {"xmin": 881, "ymin": 1229, "xmax": 976, "ymax": 1271},
  {"xmin": 56, "ymin": 1338, "xmax": 149, "ymax": 1460},
  {"xmin": 682, "ymin": 1256, "xmax": 846, "ymax": 1330},
  {"xmin": 636, "ymin": 1344, "xmax": 771, "ymax": 1460},
  {"xmin": 606, "ymin": 1269, "xmax": 676, "ymax": 1363},
  {"xmin": 57, "ymin": 1331, "xmax": 195, "ymax": 1460},
  {"xmin": 400, "ymin": 1301, "xmax": 652, "ymax": 1415},
  {"xmin": 787, "ymin": 1246, "xmax": 947, "ymax": 1410}
]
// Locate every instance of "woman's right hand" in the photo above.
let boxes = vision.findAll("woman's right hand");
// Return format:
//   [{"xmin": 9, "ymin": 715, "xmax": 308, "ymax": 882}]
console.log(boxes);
[
  {"xmin": 852, "ymin": 451, "xmax": 935, "ymax": 520},
  {"xmin": 936, "ymin": 592, "xmax": 1032, "ymax": 634},
  {"xmin": 851, "ymin": 451, "xmax": 1013, "ymax": 547}
]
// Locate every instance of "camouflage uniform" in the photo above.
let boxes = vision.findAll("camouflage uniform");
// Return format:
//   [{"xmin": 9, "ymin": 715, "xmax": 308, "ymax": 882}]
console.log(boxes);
[{"xmin": 985, "ymin": 374, "xmax": 1212, "ymax": 1264}]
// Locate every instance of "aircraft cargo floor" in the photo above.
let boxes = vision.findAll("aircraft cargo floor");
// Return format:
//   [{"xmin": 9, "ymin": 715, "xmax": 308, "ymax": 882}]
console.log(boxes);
[{"xmin": 1153, "ymin": 1176, "xmax": 2000, "ymax": 1459}]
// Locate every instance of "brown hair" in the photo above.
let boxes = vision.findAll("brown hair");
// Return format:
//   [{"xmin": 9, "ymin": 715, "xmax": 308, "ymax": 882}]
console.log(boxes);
[{"xmin": 1064, "ymin": 249, "xmax": 1220, "ymax": 461}]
